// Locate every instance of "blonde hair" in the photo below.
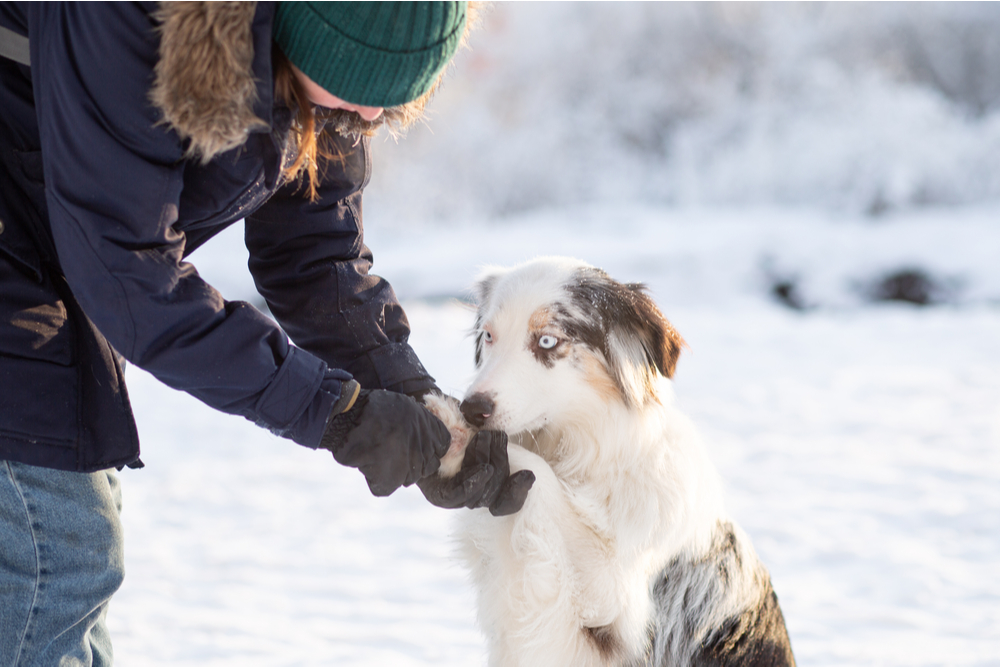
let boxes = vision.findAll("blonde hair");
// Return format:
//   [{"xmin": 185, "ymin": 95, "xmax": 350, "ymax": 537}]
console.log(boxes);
[
  {"xmin": 271, "ymin": 46, "xmax": 440, "ymax": 200},
  {"xmin": 272, "ymin": 46, "xmax": 334, "ymax": 201}
]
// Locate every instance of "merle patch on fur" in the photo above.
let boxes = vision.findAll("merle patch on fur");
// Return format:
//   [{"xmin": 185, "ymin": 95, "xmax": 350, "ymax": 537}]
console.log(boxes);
[
  {"xmin": 566, "ymin": 268, "xmax": 685, "ymax": 379},
  {"xmin": 530, "ymin": 333, "xmax": 570, "ymax": 368},
  {"xmin": 473, "ymin": 312, "xmax": 486, "ymax": 368},
  {"xmin": 585, "ymin": 624, "xmax": 623, "ymax": 660},
  {"xmin": 647, "ymin": 522, "xmax": 795, "ymax": 667},
  {"xmin": 472, "ymin": 275, "xmax": 500, "ymax": 368}
]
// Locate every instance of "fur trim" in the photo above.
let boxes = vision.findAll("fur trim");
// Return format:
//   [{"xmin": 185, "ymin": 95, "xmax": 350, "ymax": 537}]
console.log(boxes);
[{"xmin": 151, "ymin": 2, "xmax": 265, "ymax": 163}]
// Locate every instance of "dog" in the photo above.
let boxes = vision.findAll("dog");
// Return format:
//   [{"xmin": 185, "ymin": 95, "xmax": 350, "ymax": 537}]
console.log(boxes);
[{"xmin": 424, "ymin": 257, "xmax": 795, "ymax": 667}]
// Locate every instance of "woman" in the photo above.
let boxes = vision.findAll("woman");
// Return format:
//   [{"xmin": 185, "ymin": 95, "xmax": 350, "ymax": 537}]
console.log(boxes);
[{"xmin": 0, "ymin": 3, "xmax": 532, "ymax": 664}]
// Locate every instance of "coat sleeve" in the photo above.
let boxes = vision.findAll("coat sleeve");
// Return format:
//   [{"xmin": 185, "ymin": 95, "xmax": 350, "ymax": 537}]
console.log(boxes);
[
  {"xmin": 245, "ymin": 132, "xmax": 437, "ymax": 396},
  {"xmin": 28, "ymin": 3, "xmax": 344, "ymax": 448}
]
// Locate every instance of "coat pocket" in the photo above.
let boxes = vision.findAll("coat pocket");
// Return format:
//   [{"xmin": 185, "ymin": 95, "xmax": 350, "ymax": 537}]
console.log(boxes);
[{"xmin": 0, "ymin": 353, "xmax": 78, "ymax": 448}]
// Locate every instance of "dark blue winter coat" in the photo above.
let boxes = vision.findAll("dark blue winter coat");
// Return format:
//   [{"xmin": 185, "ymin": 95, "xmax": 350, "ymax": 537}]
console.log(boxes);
[{"xmin": 0, "ymin": 2, "xmax": 435, "ymax": 472}]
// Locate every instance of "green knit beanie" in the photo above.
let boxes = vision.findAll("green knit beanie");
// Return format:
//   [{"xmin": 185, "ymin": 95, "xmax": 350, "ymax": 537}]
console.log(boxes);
[{"xmin": 273, "ymin": 1, "xmax": 467, "ymax": 108}]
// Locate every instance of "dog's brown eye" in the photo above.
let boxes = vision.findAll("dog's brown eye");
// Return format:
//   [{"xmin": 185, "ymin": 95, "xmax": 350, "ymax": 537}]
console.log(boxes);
[{"xmin": 538, "ymin": 335, "xmax": 559, "ymax": 350}]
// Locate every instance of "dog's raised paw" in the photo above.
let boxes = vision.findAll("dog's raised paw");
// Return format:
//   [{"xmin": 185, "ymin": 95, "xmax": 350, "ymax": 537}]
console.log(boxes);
[{"xmin": 423, "ymin": 393, "xmax": 477, "ymax": 478}]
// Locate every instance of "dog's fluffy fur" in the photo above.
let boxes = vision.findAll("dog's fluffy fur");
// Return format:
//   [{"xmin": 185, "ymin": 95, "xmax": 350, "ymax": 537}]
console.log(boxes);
[{"xmin": 428, "ymin": 257, "xmax": 795, "ymax": 667}]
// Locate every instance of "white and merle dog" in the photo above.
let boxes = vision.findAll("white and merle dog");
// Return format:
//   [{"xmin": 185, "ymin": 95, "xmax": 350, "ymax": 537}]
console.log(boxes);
[{"xmin": 425, "ymin": 257, "xmax": 795, "ymax": 667}]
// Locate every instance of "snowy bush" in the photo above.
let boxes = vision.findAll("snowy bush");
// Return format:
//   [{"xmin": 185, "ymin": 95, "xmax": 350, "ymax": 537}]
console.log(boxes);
[{"xmin": 365, "ymin": 2, "xmax": 1000, "ymax": 224}]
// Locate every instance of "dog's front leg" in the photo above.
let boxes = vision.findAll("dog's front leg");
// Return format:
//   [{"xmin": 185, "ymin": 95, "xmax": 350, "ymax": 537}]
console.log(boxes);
[{"xmin": 459, "ymin": 445, "xmax": 609, "ymax": 667}]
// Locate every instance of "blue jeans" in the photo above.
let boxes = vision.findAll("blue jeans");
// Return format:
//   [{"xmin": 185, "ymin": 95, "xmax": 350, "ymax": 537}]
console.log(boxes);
[{"xmin": 0, "ymin": 461, "xmax": 123, "ymax": 667}]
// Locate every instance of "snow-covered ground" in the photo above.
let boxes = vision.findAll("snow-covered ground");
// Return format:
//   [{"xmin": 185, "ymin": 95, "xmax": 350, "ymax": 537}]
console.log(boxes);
[
  {"xmin": 106, "ymin": 4, "xmax": 1000, "ymax": 665},
  {"xmin": 108, "ymin": 205, "xmax": 1000, "ymax": 666}
]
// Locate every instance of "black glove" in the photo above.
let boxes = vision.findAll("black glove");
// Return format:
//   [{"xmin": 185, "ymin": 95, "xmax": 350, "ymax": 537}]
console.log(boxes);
[
  {"xmin": 417, "ymin": 430, "xmax": 536, "ymax": 516},
  {"xmin": 320, "ymin": 386, "xmax": 451, "ymax": 497}
]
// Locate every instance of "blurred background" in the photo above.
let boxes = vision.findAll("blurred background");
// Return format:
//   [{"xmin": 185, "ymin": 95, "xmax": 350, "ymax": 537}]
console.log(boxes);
[
  {"xmin": 369, "ymin": 2, "xmax": 1000, "ymax": 221},
  {"xmin": 112, "ymin": 4, "xmax": 1000, "ymax": 666},
  {"xmin": 358, "ymin": 1, "xmax": 1000, "ymax": 311}
]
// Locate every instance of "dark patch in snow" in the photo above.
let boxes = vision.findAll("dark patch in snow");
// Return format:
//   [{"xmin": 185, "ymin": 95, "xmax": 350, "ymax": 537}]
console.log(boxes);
[
  {"xmin": 770, "ymin": 278, "xmax": 809, "ymax": 311},
  {"xmin": 866, "ymin": 268, "xmax": 954, "ymax": 306},
  {"xmin": 762, "ymin": 257, "xmax": 811, "ymax": 311}
]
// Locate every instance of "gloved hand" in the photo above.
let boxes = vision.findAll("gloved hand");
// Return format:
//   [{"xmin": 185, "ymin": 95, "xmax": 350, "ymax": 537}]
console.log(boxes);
[
  {"xmin": 320, "ymin": 384, "xmax": 451, "ymax": 496},
  {"xmin": 417, "ymin": 430, "xmax": 536, "ymax": 516}
]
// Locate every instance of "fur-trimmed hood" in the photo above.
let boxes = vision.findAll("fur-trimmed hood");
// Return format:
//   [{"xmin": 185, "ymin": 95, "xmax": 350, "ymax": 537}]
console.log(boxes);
[
  {"xmin": 150, "ymin": 1, "xmax": 481, "ymax": 163},
  {"xmin": 151, "ymin": 2, "xmax": 266, "ymax": 162}
]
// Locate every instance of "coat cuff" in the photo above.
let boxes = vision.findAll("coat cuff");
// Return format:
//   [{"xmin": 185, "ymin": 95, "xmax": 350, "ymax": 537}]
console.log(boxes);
[
  {"xmin": 253, "ymin": 346, "xmax": 352, "ymax": 448},
  {"xmin": 346, "ymin": 342, "xmax": 436, "ymax": 394}
]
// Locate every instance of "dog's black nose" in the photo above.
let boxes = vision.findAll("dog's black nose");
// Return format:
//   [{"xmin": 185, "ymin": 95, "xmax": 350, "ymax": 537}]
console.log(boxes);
[{"xmin": 461, "ymin": 393, "xmax": 495, "ymax": 428}]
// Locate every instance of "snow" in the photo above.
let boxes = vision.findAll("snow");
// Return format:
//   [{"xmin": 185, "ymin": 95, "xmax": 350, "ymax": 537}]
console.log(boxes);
[{"xmin": 107, "ymin": 4, "xmax": 1000, "ymax": 666}]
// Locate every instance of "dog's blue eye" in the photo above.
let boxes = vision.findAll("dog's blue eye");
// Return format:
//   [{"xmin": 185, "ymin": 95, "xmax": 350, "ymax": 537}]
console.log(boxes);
[
  {"xmin": 538, "ymin": 335, "xmax": 558, "ymax": 350},
  {"xmin": 483, "ymin": 331, "xmax": 493, "ymax": 343}
]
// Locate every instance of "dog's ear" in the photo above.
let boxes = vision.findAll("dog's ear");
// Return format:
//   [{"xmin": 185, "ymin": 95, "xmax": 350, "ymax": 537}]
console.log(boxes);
[
  {"xmin": 618, "ymin": 283, "xmax": 686, "ymax": 380},
  {"xmin": 471, "ymin": 271, "xmax": 501, "ymax": 368},
  {"xmin": 568, "ymin": 270, "xmax": 686, "ymax": 406},
  {"xmin": 474, "ymin": 272, "xmax": 500, "ymax": 306}
]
